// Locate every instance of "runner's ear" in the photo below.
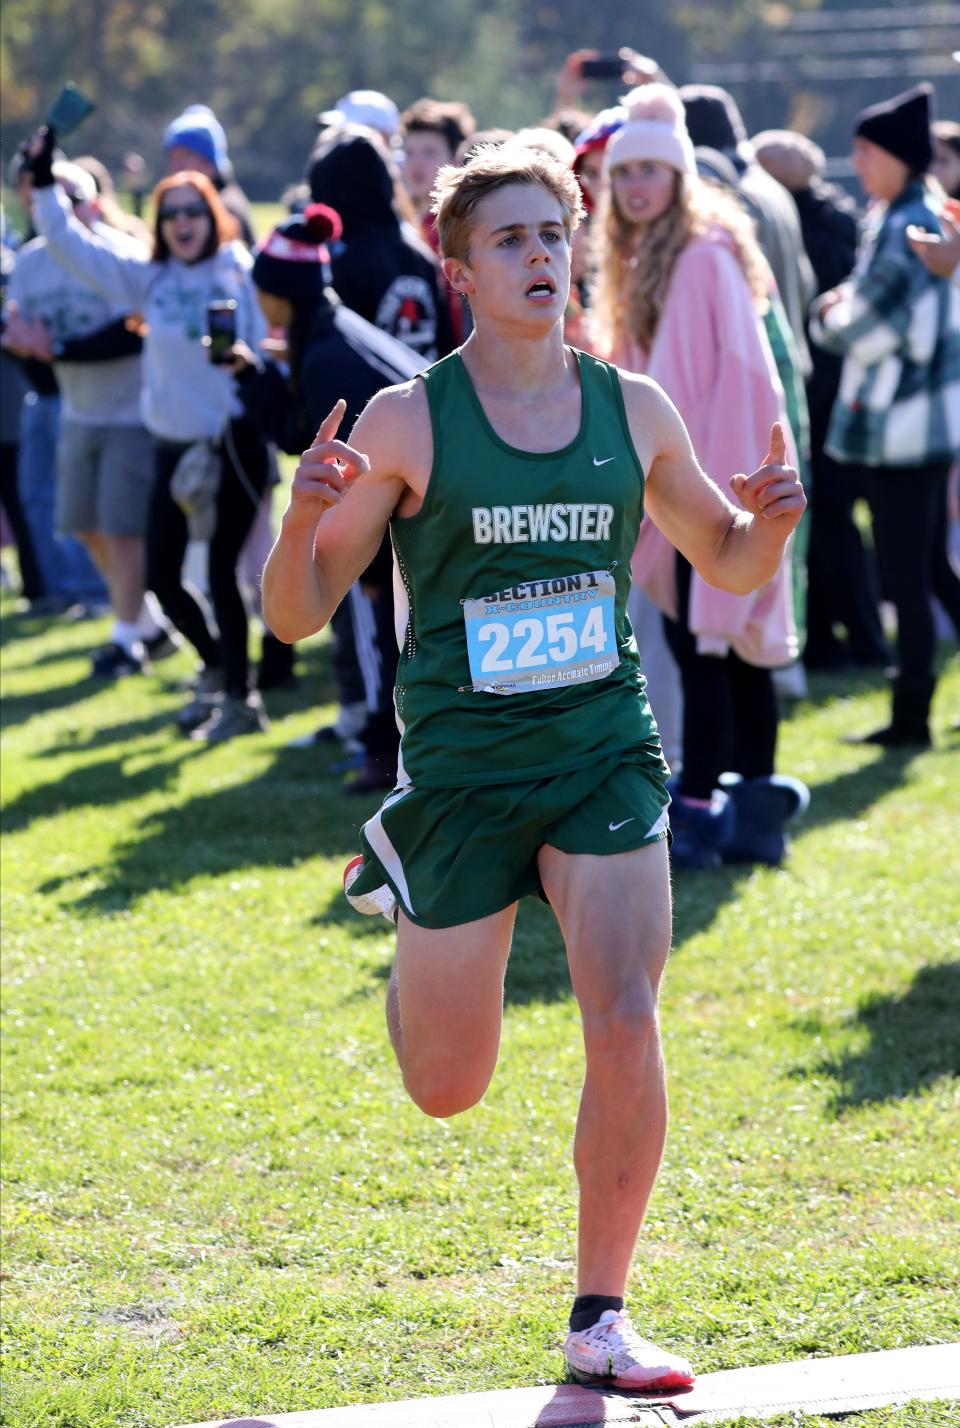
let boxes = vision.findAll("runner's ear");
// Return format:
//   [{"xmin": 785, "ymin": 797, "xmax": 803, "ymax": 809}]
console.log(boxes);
[{"xmin": 443, "ymin": 255, "xmax": 473, "ymax": 295}]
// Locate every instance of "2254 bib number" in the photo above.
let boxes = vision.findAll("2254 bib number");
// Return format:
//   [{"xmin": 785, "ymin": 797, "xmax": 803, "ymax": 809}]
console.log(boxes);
[{"xmin": 462, "ymin": 568, "xmax": 619, "ymax": 695}]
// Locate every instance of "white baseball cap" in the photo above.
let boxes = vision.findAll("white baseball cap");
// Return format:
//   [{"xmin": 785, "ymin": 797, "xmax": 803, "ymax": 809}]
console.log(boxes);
[{"xmin": 318, "ymin": 90, "xmax": 400, "ymax": 140}]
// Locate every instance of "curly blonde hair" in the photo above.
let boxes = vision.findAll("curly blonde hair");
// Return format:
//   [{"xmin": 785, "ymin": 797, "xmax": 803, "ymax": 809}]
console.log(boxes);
[{"xmin": 590, "ymin": 172, "xmax": 770, "ymax": 357}]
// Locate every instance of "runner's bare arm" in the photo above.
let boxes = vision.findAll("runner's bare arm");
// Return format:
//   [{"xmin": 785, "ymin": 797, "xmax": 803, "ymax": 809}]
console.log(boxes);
[
  {"xmin": 261, "ymin": 385, "xmax": 424, "ymax": 642},
  {"xmin": 622, "ymin": 375, "xmax": 806, "ymax": 595}
]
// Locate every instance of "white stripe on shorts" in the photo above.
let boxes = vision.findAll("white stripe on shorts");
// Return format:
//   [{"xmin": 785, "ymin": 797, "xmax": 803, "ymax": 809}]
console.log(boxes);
[
  {"xmin": 645, "ymin": 804, "xmax": 671, "ymax": 841},
  {"xmin": 363, "ymin": 785, "xmax": 416, "ymax": 917}
]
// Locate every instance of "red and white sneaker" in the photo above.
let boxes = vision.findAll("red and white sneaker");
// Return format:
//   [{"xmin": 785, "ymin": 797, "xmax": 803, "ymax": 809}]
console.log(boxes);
[
  {"xmin": 563, "ymin": 1309, "xmax": 695, "ymax": 1391},
  {"xmin": 342, "ymin": 855, "xmax": 397, "ymax": 923}
]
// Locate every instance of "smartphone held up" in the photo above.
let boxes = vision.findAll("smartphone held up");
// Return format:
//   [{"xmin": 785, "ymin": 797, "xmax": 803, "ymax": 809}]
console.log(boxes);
[
  {"xmin": 204, "ymin": 299, "xmax": 238, "ymax": 365},
  {"xmin": 579, "ymin": 49, "xmax": 660, "ymax": 83}
]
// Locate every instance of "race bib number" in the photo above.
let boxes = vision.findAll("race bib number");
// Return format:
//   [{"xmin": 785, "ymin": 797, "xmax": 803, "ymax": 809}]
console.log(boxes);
[{"xmin": 463, "ymin": 569, "xmax": 619, "ymax": 695}]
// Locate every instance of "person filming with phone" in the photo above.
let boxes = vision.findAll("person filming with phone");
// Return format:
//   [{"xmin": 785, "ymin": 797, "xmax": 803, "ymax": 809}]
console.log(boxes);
[{"xmin": 24, "ymin": 124, "xmax": 272, "ymax": 742}]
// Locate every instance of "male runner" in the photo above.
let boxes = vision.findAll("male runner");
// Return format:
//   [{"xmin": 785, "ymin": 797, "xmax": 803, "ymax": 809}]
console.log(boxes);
[{"xmin": 262, "ymin": 143, "xmax": 805, "ymax": 1391}]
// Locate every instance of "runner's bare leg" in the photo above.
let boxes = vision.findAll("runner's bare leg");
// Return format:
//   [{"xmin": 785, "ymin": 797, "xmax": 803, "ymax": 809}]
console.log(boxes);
[
  {"xmin": 387, "ymin": 904, "xmax": 518, "ymax": 1118},
  {"xmin": 539, "ymin": 840, "xmax": 672, "ymax": 1295}
]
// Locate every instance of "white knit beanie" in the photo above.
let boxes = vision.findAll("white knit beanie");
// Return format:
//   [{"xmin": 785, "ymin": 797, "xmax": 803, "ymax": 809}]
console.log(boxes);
[{"xmin": 603, "ymin": 84, "xmax": 697, "ymax": 177}]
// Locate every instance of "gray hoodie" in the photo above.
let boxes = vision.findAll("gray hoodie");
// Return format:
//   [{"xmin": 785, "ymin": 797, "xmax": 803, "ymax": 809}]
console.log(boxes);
[
  {"xmin": 33, "ymin": 186, "xmax": 264, "ymax": 442},
  {"xmin": 9, "ymin": 221, "xmax": 146, "ymax": 427}
]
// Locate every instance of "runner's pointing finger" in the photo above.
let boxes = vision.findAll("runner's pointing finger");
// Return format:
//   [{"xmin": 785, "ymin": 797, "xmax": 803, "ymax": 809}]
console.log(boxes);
[
  {"xmin": 311, "ymin": 398, "xmax": 347, "ymax": 449},
  {"xmin": 763, "ymin": 421, "xmax": 786, "ymax": 469}
]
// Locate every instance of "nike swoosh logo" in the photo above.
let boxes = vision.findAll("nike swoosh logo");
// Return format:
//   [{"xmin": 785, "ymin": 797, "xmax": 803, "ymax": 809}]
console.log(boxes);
[
  {"xmin": 609, "ymin": 817, "xmax": 635, "ymax": 831},
  {"xmin": 593, "ymin": 456, "xmax": 615, "ymax": 466}
]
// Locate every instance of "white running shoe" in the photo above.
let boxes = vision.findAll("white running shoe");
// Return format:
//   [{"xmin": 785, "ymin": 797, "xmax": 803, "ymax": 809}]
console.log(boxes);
[
  {"xmin": 343, "ymin": 854, "xmax": 397, "ymax": 923},
  {"xmin": 563, "ymin": 1309, "xmax": 695, "ymax": 1391}
]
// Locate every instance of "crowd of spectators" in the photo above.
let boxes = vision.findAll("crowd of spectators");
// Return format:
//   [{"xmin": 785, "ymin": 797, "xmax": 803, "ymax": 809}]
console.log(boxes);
[{"xmin": 2, "ymin": 57, "xmax": 958, "ymax": 861}]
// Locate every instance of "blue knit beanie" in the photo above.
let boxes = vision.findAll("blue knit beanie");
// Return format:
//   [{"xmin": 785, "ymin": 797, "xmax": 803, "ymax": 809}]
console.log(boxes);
[{"xmin": 163, "ymin": 105, "xmax": 229, "ymax": 175}]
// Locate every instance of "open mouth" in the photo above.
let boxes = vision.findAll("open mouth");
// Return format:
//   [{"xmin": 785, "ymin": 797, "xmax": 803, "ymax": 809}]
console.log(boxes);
[{"xmin": 525, "ymin": 278, "xmax": 556, "ymax": 298}]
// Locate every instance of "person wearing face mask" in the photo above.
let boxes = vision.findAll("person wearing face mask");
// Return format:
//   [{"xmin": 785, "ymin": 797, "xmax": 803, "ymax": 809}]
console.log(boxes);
[
  {"xmin": 25, "ymin": 126, "xmax": 271, "ymax": 742},
  {"xmin": 590, "ymin": 86, "xmax": 807, "ymax": 869}
]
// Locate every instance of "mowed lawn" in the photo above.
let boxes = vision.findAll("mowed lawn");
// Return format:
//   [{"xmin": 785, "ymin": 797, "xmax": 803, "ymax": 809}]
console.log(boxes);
[{"xmin": 1, "ymin": 599, "xmax": 958, "ymax": 1428}]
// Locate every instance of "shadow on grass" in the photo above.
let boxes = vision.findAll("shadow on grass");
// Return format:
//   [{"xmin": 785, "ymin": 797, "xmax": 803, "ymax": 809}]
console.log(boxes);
[
  {"xmin": 0, "ymin": 606, "xmax": 67, "ymax": 651},
  {"xmin": 667, "ymin": 746, "xmax": 918, "ymax": 946},
  {"xmin": 31, "ymin": 710, "xmax": 179, "ymax": 757},
  {"xmin": 799, "ymin": 962, "xmax": 960, "ymax": 1113},
  {"xmin": 781, "ymin": 644, "xmax": 958, "ymax": 720},
  {"xmin": 800, "ymin": 745, "xmax": 918, "ymax": 833},
  {"xmin": 0, "ymin": 676, "xmax": 104, "ymax": 731},
  {"xmin": 781, "ymin": 665, "xmax": 887, "ymax": 715},
  {"xmin": 2, "ymin": 747, "xmax": 200, "ymax": 835},
  {"xmin": 62, "ymin": 744, "xmax": 367, "ymax": 915},
  {"xmin": 318, "ymin": 876, "xmax": 598, "ymax": 1010},
  {"xmin": 14, "ymin": 641, "xmax": 103, "ymax": 672},
  {"xmin": 671, "ymin": 863, "xmax": 754, "ymax": 947}
]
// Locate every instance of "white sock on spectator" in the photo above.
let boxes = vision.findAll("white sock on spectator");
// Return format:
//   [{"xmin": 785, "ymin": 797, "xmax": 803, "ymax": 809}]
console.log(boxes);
[{"xmin": 112, "ymin": 621, "xmax": 144, "ymax": 656}]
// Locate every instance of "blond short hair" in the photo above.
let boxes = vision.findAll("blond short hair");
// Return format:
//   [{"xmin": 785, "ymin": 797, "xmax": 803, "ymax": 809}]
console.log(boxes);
[{"xmin": 431, "ymin": 142, "xmax": 584, "ymax": 261}]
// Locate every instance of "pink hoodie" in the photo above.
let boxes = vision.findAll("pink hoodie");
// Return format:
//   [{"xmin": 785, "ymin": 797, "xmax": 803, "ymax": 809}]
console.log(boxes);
[{"xmin": 621, "ymin": 233, "xmax": 798, "ymax": 667}]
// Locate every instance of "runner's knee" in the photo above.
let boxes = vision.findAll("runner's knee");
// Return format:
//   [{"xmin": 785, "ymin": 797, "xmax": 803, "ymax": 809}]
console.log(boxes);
[
  {"xmin": 580, "ymin": 984, "xmax": 660, "ymax": 1066},
  {"xmin": 403, "ymin": 1061, "xmax": 493, "ymax": 1118}
]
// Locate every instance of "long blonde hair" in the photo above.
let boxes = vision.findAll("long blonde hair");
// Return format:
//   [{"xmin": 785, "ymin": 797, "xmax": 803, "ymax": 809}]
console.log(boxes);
[{"xmin": 590, "ymin": 171, "xmax": 769, "ymax": 357}]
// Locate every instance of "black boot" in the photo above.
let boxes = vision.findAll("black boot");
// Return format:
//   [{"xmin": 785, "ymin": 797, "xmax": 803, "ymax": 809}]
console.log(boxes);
[
  {"xmin": 857, "ymin": 676, "xmax": 934, "ymax": 749},
  {"xmin": 257, "ymin": 632, "xmax": 298, "ymax": 690}
]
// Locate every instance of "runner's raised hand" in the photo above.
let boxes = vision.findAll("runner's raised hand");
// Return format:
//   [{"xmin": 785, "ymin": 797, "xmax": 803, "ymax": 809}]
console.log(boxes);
[
  {"xmin": 287, "ymin": 399, "xmax": 370, "ymax": 526},
  {"xmin": 730, "ymin": 422, "xmax": 805, "ymax": 529}
]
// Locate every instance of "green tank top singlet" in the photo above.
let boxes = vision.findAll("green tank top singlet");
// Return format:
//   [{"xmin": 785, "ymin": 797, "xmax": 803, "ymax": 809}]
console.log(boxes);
[{"xmin": 390, "ymin": 347, "xmax": 662, "ymax": 788}]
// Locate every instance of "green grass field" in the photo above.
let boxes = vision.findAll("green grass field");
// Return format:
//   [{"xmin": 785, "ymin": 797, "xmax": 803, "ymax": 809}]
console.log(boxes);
[{"xmin": 1, "ymin": 600, "xmax": 958, "ymax": 1428}]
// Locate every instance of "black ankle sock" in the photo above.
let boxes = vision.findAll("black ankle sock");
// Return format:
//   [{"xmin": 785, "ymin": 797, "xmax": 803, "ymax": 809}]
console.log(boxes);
[{"xmin": 569, "ymin": 1293, "xmax": 624, "ymax": 1332}]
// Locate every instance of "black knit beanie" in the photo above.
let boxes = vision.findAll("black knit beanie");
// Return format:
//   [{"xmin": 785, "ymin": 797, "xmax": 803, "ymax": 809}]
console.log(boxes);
[
  {"xmin": 854, "ymin": 83, "xmax": 934, "ymax": 174},
  {"xmin": 679, "ymin": 85, "xmax": 747, "ymax": 155},
  {"xmin": 252, "ymin": 204, "xmax": 343, "ymax": 302}
]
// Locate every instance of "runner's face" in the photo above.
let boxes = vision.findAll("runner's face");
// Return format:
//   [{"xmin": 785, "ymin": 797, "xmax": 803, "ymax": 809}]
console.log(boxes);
[
  {"xmin": 451, "ymin": 183, "xmax": 570, "ymax": 330},
  {"xmin": 402, "ymin": 132, "xmax": 454, "ymax": 204},
  {"xmin": 159, "ymin": 183, "xmax": 213, "ymax": 262},
  {"xmin": 610, "ymin": 159, "xmax": 676, "ymax": 227}
]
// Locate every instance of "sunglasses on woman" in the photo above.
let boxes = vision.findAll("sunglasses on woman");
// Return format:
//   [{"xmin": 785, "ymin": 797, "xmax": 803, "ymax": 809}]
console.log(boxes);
[{"xmin": 158, "ymin": 203, "xmax": 208, "ymax": 222}]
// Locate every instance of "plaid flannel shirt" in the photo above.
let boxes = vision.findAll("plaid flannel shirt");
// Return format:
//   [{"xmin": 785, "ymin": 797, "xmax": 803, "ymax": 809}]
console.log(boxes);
[{"xmin": 809, "ymin": 181, "xmax": 960, "ymax": 469}]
